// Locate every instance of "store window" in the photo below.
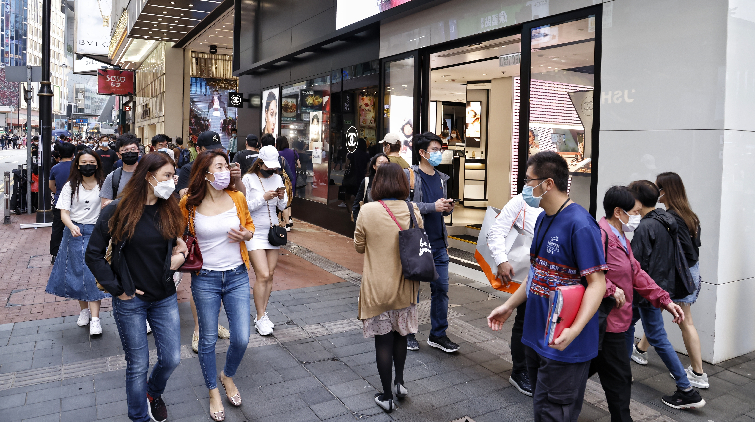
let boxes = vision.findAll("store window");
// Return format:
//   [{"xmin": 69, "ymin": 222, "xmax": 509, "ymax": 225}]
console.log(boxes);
[
  {"xmin": 382, "ymin": 55, "xmax": 415, "ymax": 165},
  {"xmin": 280, "ymin": 76, "xmax": 331, "ymax": 204}
]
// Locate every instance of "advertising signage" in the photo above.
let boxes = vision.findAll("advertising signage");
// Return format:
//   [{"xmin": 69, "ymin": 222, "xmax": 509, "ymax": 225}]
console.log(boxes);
[
  {"xmin": 97, "ymin": 69, "xmax": 135, "ymax": 95},
  {"xmin": 336, "ymin": 0, "xmax": 413, "ymax": 30}
]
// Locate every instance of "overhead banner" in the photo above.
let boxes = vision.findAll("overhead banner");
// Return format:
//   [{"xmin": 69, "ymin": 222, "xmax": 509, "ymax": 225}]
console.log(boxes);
[
  {"xmin": 97, "ymin": 69, "xmax": 135, "ymax": 95},
  {"xmin": 336, "ymin": 0, "xmax": 413, "ymax": 29},
  {"xmin": 75, "ymin": 0, "xmax": 112, "ymax": 55}
]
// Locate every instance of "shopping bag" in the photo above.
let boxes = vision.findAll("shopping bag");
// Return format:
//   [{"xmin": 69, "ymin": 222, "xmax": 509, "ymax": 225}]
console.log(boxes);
[{"xmin": 474, "ymin": 206, "xmax": 533, "ymax": 294}]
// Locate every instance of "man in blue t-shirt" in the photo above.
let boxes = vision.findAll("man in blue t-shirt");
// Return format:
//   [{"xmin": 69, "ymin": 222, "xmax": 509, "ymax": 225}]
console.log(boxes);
[
  {"xmin": 487, "ymin": 151, "xmax": 607, "ymax": 421},
  {"xmin": 49, "ymin": 141, "xmax": 76, "ymax": 262},
  {"xmin": 406, "ymin": 132, "xmax": 458, "ymax": 353}
]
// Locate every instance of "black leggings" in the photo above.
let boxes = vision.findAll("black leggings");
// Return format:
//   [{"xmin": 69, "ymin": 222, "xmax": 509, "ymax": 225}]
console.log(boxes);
[{"xmin": 374, "ymin": 331, "xmax": 408, "ymax": 399}]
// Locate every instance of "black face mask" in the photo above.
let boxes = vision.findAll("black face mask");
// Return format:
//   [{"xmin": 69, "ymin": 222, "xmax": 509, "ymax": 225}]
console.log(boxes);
[
  {"xmin": 121, "ymin": 151, "xmax": 139, "ymax": 165},
  {"xmin": 260, "ymin": 168, "xmax": 276, "ymax": 178},
  {"xmin": 79, "ymin": 164, "xmax": 97, "ymax": 177}
]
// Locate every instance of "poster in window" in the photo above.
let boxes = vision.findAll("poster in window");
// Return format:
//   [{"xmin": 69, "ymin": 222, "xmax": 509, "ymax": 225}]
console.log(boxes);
[
  {"xmin": 358, "ymin": 94, "xmax": 375, "ymax": 127},
  {"xmin": 189, "ymin": 78, "xmax": 238, "ymax": 148},
  {"xmin": 388, "ymin": 95, "xmax": 414, "ymax": 165},
  {"xmin": 465, "ymin": 101, "xmax": 481, "ymax": 138},
  {"xmin": 261, "ymin": 87, "xmax": 279, "ymax": 137},
  {"xmin": 300, "ymin": 90, "xmax": 325, "ymax": 112}
]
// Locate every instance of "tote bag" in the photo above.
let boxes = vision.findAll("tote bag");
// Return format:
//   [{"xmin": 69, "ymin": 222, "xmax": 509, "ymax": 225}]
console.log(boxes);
[
  {"xmin": 379, "ymin": 200, "xmax": 438, "ymax": 282},
  {"xmin": 475, "ymin": 206, "xmax": 533, "ymax": 294}
]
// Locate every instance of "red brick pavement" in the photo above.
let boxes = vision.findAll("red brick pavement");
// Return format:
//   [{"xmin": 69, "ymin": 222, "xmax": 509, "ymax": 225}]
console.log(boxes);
[{"xmin": 0, "ymin": 214, "xmax": 361, "ymax": 325}]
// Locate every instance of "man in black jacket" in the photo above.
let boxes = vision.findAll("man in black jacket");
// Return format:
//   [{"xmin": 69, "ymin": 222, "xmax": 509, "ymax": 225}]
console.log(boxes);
[{"xmin": 626, "ymin": 180, "xmax": 705, "ymax": 410}]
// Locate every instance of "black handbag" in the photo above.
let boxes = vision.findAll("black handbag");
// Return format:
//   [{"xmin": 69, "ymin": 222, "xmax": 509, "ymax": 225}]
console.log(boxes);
[
  {"xmin": 379, "ymin": 200, "xmax": 438, "ymax": 282},
  {"xmin": 259, "ymin": 174, "xmax": 288, "ymax": 247}
]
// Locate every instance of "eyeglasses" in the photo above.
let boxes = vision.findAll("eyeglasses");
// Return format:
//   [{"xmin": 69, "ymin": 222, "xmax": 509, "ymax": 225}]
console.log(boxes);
[{"xmin": 524, "ymin": 177, "xmax": 546, "ymax": 184}]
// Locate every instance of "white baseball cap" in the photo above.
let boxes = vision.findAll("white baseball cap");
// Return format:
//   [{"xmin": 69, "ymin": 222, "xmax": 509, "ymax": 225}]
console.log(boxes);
[
  {"xmin": 258, "ymin": 145, "xmax": 281, "ymax": 169},
  {"xmin": 380, "ymin": 133, "xmax": 402, "ymax": 145}
]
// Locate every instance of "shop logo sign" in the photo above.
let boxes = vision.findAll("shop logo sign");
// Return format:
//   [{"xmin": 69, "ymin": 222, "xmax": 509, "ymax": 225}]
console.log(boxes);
[
  {"xmin": 345, "ymin": 126, "xmax": 358, "ymax": 153},
  {"xmin": 229, "ymin": 92, "xmax": 244, "ymax": 108}
]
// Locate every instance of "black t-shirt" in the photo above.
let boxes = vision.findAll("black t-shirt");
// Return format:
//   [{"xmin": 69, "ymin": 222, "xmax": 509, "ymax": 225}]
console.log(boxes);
[
  {"xmin": 96, "ymin": 148, "xmax": 118, "ymax": 176},
  {"xmin": 668, "ymin": 209, "xmax": 701, "ymax": 266},
  {"xmin": 176, "ymin": 162, "xmax": 193, "ymax": 192},
  {"xmin": 233, "ymin": 150, "xmax": 259, "ymax": 176},
  {"xmin": 123, "ymin": 204, "xmax": 175, "ymax": 302}
]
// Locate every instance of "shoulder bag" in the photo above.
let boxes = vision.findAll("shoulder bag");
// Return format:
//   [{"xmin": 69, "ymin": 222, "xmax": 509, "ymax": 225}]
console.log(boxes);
[
  {"xmin": 379, "ymin": 200, "xmax": 438, "ymax": 282},
  {"xmin": 258, "ymin": 174, "xmax": 287, "ymax": 246},
  {"xmin": 179, "ymin": 206, "xmax": 203, "ymax": 272}
]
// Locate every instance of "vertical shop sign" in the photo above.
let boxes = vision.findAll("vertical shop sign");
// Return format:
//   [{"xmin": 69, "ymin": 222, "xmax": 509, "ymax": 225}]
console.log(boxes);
[
  {"xmin": 261, "ymin": 87, "xmax": 279, "ymax": 137},
  {"xmin": 75, "ymin": 0, "xmax": 112, "ymax": 55}
]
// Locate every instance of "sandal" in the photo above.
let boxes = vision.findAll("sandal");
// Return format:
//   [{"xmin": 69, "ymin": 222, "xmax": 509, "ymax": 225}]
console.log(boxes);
[
  {"xmin": 219, "ymin": 372, "xmax": 242, "ymax": 407},
  {"xmin": 210, "ymin": 408, "xmax": 225, "ymax": 421}
]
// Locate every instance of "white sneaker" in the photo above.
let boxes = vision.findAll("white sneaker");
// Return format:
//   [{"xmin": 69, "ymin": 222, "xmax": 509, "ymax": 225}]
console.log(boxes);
[
  {"xmin": 631, "ymin": 344, "xmax": 648, "ymax": 365},
  {"xmin": 255, "ymin": 313, "xmax": 274, "ymax": 336},
  {"xmin": 685, "ymin": 366, "xmax": 709, "ymax": 389},
  {"xmin": 146, "ymin": 321, "xmax": 152, "ymax": 334},
  {"xmin": 77, "ymin": 309, "xmax": 91, "ymax": 327},
  {"xmin": 90, "ymin": 317, "xmax": 102, "ymax": 335}
]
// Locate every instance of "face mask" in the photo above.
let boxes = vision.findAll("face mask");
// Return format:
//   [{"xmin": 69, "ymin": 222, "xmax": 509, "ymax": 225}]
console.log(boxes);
[
  {"xmin": 79, "ymin": 164, "xmax": 97, "ymax": 177},
  {"xmin": 150, "ymin": 176, "xmax": 175, "ymax": 199},
  {"xmin": 621, "ymin": 210, "xmax": 641, "ymax": 233},
  {"xmin": 260, "ymin": 168, "xmax": 276, "ymax": 178},
  {"xmin": 522, "ymin": 180, "xmax": 547, "ymax": 208},
  {"xmin": 425, "ymin": 151, "xmax": 442, "ymax": 167},
  {"xmin": 101, "ymin": 142, "xmax": 108, "ymax": 147},
  {"xmin": 158, "ymin": 148, "xmax": 169, "ymax": 154},
  {"xmin": 451, "ymin": 134, "xmax": 456, "ymax": 138},
  {"xmin": 121, "ymin": 151, "xmax": 138, "ymax": 165},
  {"xmin": 207, "ymin": 170, "xmax": 230, "ymax": 190}
]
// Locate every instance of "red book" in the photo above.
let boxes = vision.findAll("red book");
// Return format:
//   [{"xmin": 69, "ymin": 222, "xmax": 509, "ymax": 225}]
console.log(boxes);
[{"xmin": 545, "ymin": 284, "xmax": 585, "ymax": 345}]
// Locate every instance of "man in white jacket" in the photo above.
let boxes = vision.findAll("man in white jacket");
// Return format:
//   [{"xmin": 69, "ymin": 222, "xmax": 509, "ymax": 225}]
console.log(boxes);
[{"xmin": 487, "ymin": 193, "xmax": 542, "ymax": 396}]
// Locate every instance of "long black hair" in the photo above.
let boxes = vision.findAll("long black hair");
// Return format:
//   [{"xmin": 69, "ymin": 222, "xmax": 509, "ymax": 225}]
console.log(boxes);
[
  {"xmin": 367, "ymin": 153, "xmax": 388, "ymax": 178},
  {"xmin": 66, "ymin": 149, "xmax": 104, "ymax": 201}
]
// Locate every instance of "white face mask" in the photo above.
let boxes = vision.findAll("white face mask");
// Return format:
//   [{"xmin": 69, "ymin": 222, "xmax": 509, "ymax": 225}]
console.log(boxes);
[
  {"xmin": 101, "ymin": 142, "xmax": 108, "ymax": 147},
  {"xmin": 150, "ymin": 175, "xmax": 175, "ymax": 199},
  {"xmin": 621, "ymin": 210, "xmax": 641, "ymax": 233}
]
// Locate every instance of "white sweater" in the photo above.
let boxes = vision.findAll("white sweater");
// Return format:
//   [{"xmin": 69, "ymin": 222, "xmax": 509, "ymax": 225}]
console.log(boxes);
[{"xmin": 242, "ymin": 173, "xmax": 288, "ymax": 228}]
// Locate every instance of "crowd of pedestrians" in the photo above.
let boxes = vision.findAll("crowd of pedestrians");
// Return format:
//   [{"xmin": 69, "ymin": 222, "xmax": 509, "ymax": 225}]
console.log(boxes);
[{"xmin": 38, "ymin": 125, "xmax": 709, "ymax": 421}]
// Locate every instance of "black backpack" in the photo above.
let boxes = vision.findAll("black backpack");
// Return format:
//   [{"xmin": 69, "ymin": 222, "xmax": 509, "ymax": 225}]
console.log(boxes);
[{"xmin": 177, "ymin": 148, "xmax": 191, "ymax": 168}]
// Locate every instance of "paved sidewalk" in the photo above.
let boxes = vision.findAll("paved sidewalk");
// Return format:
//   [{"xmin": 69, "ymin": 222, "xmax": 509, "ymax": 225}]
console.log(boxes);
[{"xmin": 1, "ymin": 216, "xmax": 755, "ymax": 421}]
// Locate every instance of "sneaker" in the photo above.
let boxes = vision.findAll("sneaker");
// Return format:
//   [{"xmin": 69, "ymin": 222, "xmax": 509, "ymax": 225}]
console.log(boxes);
[
  {"xmin": 661, "ymin": 387, "xmax": 706, "ymax": 409},
  {"xmin": 51, "ymin": 255, "xmax": 56, "ymax": 265},
  {"xmin": 192, "ymin": 331, "xmax": 199, "ymax": 353},
  {"xmin": 406, "ymin": 333, "xmax": 419, "ymax": 351},
  {"xmin": 217, "ymin": 324, "xmax": 231, "ymax": 339},
  {"xmin": 146, "ymin": 321, "xmax": 152, "ymax": 334},
  {"xmin": 337, "ymin": 202, "xmax": 347, "ymax": 208},
  {"xmin": 147, "ymin": 392, "xmax": 168, "ymax": 421},
  {"xmin": 427, "ymin": 335, "xmax": 460, "ymax": 353},
  {"xmin": 285, "ymin": 224, "xmax": 292, "ymax": 232},
  {"xmin": 77, "ymin": 309, "xmax": 91, "ymax": 327},
  {"xmin": 255, "ymin": 313, "xmax": 274, "ymax": 336},
  {"xmin": 631, "ymin": 344, "xmax": 648, "ymax": 365},
  {"xmin": 678, "ymin": 366, "xmax": 709, "ymax": 389},
  {"xmin": 89, "ymin": 317, "xmax": 102, "ymax": 336},
  {"xmin": 393, "ymin": 382, "xmax": 408, "ymax": 399},
  {"xmin": 509, "ymin": 370, "xmax": 533, "ymax": 397},
  {"xmin": 374, "ymin": 393, "xmax": 396, "ymax": 412}
]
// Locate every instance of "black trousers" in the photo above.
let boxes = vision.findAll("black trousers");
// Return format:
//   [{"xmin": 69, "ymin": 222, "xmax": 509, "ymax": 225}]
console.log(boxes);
[
  {"xmin": 50, "ymin": 208, "xmax": 64, "ymax": 257},
  {"xmin": 511, "ymin": 301, "xmax": 527, "ymax": 373},
  {"xmin": 589, "ymin": 332, "xmax": 633, "ymax": 422},
  {"xmin": 525, "ymin": 346, "xmax": 591, "ymax": 422}
]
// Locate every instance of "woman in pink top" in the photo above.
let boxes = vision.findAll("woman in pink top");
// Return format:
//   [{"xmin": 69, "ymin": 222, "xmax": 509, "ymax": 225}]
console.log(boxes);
[{"xmin": 590, "ymin": 186, "xmax": 685, "ymax": 421}]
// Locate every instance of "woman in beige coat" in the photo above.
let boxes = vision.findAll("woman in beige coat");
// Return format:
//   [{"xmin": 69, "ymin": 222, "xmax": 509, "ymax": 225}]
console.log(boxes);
[{"xmin": 354, "ymin": 162, "xmax": 422, "ymax": 413}]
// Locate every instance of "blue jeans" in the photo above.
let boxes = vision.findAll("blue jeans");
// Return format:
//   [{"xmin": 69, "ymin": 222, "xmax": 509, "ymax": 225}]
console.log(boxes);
[
  {"xmin": 675, "ymin": 262, "xmax": 701, "ymax": 304},
  {"xmin": 113, "ymin": 294, "xmax": 181, "ymax": 422},
  {"xmin": 191, "ymin": 264, "xmax": 250, "ymax": 389},
  {"xmin": 429, "ymin": 247, "xmax": 450, "ymax": 338},
  {"xmin": 626, "ymin": 304, "xmax": 690, "ymax": 389}
]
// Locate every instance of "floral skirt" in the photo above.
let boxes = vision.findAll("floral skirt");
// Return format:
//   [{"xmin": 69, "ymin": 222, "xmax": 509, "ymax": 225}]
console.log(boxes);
[
  {"xmin": 45, "ymin": 223, "xmax": 110, "ymax": 302},
  {"xmin": 362, "ymin": 304, "xmax": 418, "ymax": 338}
]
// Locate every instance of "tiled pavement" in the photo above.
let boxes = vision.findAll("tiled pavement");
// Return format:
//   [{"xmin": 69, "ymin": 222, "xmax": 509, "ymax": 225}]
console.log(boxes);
[{"xmin": 2, "ymin": 218, "xmax": 755, "ymax": 420}]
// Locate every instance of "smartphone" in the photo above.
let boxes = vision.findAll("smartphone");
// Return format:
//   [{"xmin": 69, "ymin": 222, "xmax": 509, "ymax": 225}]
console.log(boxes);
[
  {"xmin": 229, "ymin": 162, "xmax": 238, "ymax": 169},
  {"xmin": 276, "ymin": 187, "xmax": 285, "ymax": 192},
  {"xmin": 451, "ymin": 198, "xmax": 461, "ymax": 203}
]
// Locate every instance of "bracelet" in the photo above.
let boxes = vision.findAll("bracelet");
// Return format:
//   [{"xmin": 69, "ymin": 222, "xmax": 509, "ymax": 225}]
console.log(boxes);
[{"xmin": 179, "ymin": 251, "xmax": 186, "ymax": 259}]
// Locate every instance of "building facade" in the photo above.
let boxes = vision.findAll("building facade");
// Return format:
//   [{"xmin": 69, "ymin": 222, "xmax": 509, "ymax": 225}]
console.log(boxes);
[{"xmin": 231, "ymin": 0, "xmax": 755, "ymax": 364}]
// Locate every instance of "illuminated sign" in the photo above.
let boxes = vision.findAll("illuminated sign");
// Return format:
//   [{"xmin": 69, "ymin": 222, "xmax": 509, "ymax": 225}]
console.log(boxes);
[
  {"xmin": 336, "ymin": 0, "xmax": 414, "ymax": 30},
  {"xmin": 97, "ymin": 69, "xmax": 135, "ymax": 96}
]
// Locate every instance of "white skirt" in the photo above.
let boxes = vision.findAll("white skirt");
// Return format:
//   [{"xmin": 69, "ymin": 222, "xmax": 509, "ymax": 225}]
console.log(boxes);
[{"xmin": 245, "ymin": 225, "xmax": 279, "ymax": 251}]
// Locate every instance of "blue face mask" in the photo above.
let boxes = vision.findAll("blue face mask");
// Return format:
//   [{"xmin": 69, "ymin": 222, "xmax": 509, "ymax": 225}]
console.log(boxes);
[
  {"xmin": 522, "ymin": 180, "xmax": 546, "ymax": 208},
  {"xmin": 426, "ymin": 151, "xmax": 443, "ymax": 167}
]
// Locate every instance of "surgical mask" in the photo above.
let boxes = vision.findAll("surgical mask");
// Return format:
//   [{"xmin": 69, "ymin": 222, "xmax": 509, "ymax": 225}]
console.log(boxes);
[
  {"xmin": 522, "ymin": 180, "xmax": 547, "ymax": 208},
  {"xmin": 150, "ymin": 176, "xmax": 175, "ymax": 199},
  {"xmin": 425, "ymin": 151, "xmax": 442, "ymax": 167},
  {"xmin": 101, "ymin": 142, "xmax": 108, "ymax": 147},
  {"xmin": 260, "ymin": 168, "xmax": 276, "ymax": 178},
  {"xmin": 121, "ymin": 151, "xmax": 138, "ymax": 165},
  {"xmin": 622, "ymin": 210, "xmax": 641, "ymax": 233},
  {"xmin": 158, "ymin": 148, "xmax": 169, "ymax": 154},
  {"xmin": 206, "ymin": 170, "xmax": 230, "ymax": 190},
  {"xmin": 79, "ymin": 164, "xmax": 96, "ymax": 177},
  {"xmin": 451, "ymin": 134, "xmax": 456, "ymax": 138}
]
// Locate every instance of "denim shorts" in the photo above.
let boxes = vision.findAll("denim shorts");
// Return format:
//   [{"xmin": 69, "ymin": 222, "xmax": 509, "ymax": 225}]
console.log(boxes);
[{"xmin": 675, "ymin": 262, "xmax": 701, "ymax": 304}]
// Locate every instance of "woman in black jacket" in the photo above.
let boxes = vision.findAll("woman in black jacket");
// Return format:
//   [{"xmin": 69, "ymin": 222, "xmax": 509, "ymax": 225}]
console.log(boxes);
[
  {"xmin": 85, "ymin": 153, "xmax": 188, "ymax": 422},
  {"xmin": 352, "ymin": 153, "xmax": 388, "ymax": 221}
]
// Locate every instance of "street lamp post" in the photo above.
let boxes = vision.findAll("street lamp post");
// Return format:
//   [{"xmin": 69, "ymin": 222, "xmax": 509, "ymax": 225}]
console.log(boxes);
[{"xmin": 36, "ymin": 0, "xmax": 53, "ymax": 222}]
